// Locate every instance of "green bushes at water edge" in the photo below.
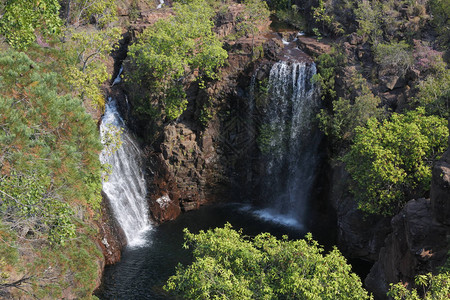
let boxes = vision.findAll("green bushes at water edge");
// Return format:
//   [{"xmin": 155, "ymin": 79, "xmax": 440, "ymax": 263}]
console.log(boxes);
[{"xmin": 164, "ymin": 224, "xmax": 372, "ymax": 299}]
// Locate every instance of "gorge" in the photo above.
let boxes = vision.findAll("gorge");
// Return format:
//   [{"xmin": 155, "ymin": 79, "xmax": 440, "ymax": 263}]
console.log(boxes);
[
  {"xmin": 97, "ymin": 37, "xmax": 333, "ymax": 297},
  {"xmin": 0, "ymin": 0, "xmax": 449, "ymax": 299}
]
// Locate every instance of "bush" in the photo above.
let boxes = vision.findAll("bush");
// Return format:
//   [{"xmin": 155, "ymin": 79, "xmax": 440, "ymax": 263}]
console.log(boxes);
[
  {"xmin": 414, "ymin": 67, "xmax": 450, "ymax": 119},
  {"xmin": 343, "ymin": 108, "xmax": 448, "ymax": 216},
  {"xmin": 128, "ymin": 0, "xmax": 227, "ymax": 120},
  {"xmin": 373, "ymin": 41, "xmax": 413, "ymax": 77},
  {"xmin": 164, "ymin": 224, "xmax": 372, "ymax": 299},
  {"xmin": 388, "ymin": 272, "xmax": 450, "ymax": 300},
  {"xmin": 317, "ymin": 72, "xmax": 382, "ymax": 152},
  {"xmin": 0, "ymin": 0, "xmax": 62, "ymax": 49}
]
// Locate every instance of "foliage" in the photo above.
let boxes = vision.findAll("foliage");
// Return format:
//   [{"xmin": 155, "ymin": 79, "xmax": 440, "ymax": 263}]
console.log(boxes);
[
  {"xmin": 429, "ymin": 0, "xmax": 450, "ymax": 52},
  {"xmin": 312, "ymin": 48, "xmax": 346, "ymax": 101},
  {"xmin": 0, "ymin": 0, "xmax": 62, "ymax": 49},
  {"xmin": 164, "ymin": 224, "xmax": 372, "ymax": 299},
  {"xmin": 411, "ymin": 40, "xmax": 445, "ymax": 74},
  {"xmin": 257, "ymin": 124, "xmax": 277, "ymax": 154},
  {"xmin": 373, "ymin": 41, "xmax": 413, "ymax": 77},
  {"xmin": 237, "ymin": 0, "xmax": 271, "ymax": 46},
  {"xmin": 353, "ymin": 0, "xmax": 382, "ymax": 43},
  {"xmin": 343, "ymin": 108, "xmax": 448, "ymax": 216},
  {"xmin": 128, "ymin": 0, "xmax": 227, "ymax": 120},
  {"xmin": 0, "ymin": 174, "xmax": 76, "ymax": 245},
  {"xmin": 0, "ymin": 50, "xmax": 103, "ymax": 243},
  {"xmin": 64, "ymin": 27, "xmax": 121, "ymax": 109},
  {"xmin": 353, "ymin": 0, "xmax": 428, "ymax": 43},
  {"xmin": 317, "ymin": 71, "xmax": 382, "ymax": 151},
  {"xmin": 31, "ymin": 234, "xmax": 103, "ymax": 298},
  {"xmin": 414, "ymin": 65, "xmax": 450, "ymax": 119},
  {"xmin": 274, "ymin": 5, "xmax": 307, "ymax": 30},
  {"xmin": 266, "ymin": 0, "xmax": 290, "ymax": 10},
  {"xmin": 388, "ymin": 272, "xmax": 450, "ymax": 300},
  {"xmin": 66, "ymin": 0, "xmax": 118, "ymax": 27}
]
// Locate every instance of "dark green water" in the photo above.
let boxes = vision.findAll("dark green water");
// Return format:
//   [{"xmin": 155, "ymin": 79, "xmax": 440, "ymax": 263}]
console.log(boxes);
[{"xmin": 95, "ymin": 203, "xmax": 343, "ymax": 299}]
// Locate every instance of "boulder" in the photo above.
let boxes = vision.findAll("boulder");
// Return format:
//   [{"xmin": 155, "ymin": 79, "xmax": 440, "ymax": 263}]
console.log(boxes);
[
  {"xmin": 149, "ymin": 193, "xmax": 181, "ymax": 222},
  {"xmin": 295, "ymin": 36, "xmax": 331, "ymax": 57},
  {"xmin": 365, "ymin": 198, "xmax": 448, "ymax": 299}
]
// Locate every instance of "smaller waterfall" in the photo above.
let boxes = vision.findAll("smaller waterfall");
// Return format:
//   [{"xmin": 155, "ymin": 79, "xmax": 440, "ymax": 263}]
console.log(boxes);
[
  {"xmin": 256, "ymin": 60, "xmax": 320, "ymax": 227},
  {"xmin": 100, "ymin": 99, "xmax": 151, "ymax": 247}
]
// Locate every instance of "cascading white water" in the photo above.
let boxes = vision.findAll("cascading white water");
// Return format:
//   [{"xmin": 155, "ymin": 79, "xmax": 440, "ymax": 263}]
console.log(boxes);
[
  {"xmin": 100, "ymin": 99, "xmax": 151, "ymax": 247},
  {"xmin": 255, "ymin": 61, "xmax": 320, "ymax": 227}
]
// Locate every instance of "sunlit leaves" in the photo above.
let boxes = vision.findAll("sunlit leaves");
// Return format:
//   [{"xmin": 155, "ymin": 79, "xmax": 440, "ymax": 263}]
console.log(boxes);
[
  {"xmin": 164, "ymin": 224, "xmax": 372, "ymax": 299},
  {"xmin": 0, "ymin": 0, "xmax": 62, "ymax": 49},
  {"xmin": 388, "ymin": 272, "xmax": 450, "ymax": 300},
  {"xmin": 343, "ymin": 108, "xmax": 448, "ymax": 216},
  {"xmin": 128, "ymin": 0, "xmax": 227, "ymax": 120},
  {"xmin": 64, "ymin": 27, "xmax": 121, "ymax": 108}
]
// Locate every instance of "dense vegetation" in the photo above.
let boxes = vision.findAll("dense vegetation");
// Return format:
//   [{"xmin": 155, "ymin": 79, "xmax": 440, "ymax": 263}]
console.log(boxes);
[
  {"xmin": 0, "ymin": 0, "xmax": 448, "ymax": 298},
  {"xmin": 312, "ymin": 0, "xmax": 450, "ymax": 217},
  {"xmin": 165, "ymin": 224, "xmax": 371, "ymax": 299},
  {"xmin": 0, "ymin": 0, "xmax": 120, "ymax": 297},
  {"xmin": 310, "ymin": 0, "xmax": 450, "ymax": 296},
  {"xmin": 128, "ymin": 0, "xmax": 228, "ymax": 120}
]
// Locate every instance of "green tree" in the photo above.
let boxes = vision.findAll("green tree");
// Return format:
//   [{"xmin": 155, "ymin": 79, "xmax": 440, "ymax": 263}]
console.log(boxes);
[
  {"xmin": 354, "ymin": 0, "xmax": 382, "ymax": 43},
  {"xmin": 317, "ymin": 72, "xmax": 382, "ymax": 151},
  {"xmin": 164, "ymin": 224, "xmax": 372, "ymax": 299},
  {"xmin": 237, "ymin": 0, "xmax": 271, "ymax": 52},
  {"xmin": 64, "ymin": 27, "xmax": 121, "ymax": 109},
  {"xmin": 343, "ymin": 108, "xmax": 448, "ymax": 216},
  {"xmin": 388, "ymin": 272, "xmax": 450, "ymax": 300},
  {"xmin": 128, "ymin": 0, "xmax": 227, "ymax": 120},
  {"xmin": 0, "ymin": 50, "xmax": 103, "ymax": 244},
  {"xmin": 415, "ymin": 67, "xmax": 450, "ymax": 119},
  {"xmin": 0, "ymin": 0, "xmax": 62, "ymax": 49}
]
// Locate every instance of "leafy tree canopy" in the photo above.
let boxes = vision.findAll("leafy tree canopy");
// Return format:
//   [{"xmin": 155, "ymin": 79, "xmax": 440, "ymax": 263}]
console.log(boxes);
[
  {"xmin": 343, "ymin": 108, "xmax": 448, "ymax": 216},
  {"xmin": 164, "ymin": 224, "xmax": 372, "ymax": 299},
  {"xmin": 0, "ymin": 0, "xmax": 62, "ymax": 49},
  {"xmin": 128, "ymin": 0, "xmax": 228, "ymax": 120}
]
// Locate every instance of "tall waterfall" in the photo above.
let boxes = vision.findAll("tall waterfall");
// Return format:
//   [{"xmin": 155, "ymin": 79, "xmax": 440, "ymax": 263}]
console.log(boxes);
[
  {"xmin": 100, "ymin": 99, "xmax": 151, "ymax": 247},
  {"xmin": 255, "ymin": 61, "xmax": 320, "ymax": 228}
]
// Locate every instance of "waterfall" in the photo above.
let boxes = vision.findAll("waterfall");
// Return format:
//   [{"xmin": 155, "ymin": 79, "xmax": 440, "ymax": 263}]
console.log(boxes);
[
  {"xmin": 255, "ymin": 61, "xmax": 320, "ymax": 228},
  {"xmin": 100, "ymin": 99, "xmax": 151, "ymax": 247}
]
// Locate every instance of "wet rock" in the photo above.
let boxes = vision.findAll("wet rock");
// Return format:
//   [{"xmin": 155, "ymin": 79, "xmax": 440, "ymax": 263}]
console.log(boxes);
[
  {"xmin": 96, "ymin": 192, "xmax": 127, "ymax": 265},
  {"xmin": 150, "ymin": 193, "xmax": 181, "ymax": 222}
]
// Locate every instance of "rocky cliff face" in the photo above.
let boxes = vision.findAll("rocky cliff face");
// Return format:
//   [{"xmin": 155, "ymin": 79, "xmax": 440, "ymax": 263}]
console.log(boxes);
[
  {"xmin": 121, "ymin": 6, "xmax": 295, "ymax": 222},
  {"xmin": 96, "ymin": 192, "xmax": 127, "ymax": 265}
]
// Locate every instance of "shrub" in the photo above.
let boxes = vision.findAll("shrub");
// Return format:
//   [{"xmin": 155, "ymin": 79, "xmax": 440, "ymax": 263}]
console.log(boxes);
[
  {"xmin": 373, "ymin": 41, "xmax": 414, "ymax": 77},
  {"xmin": 128, "ymin": 0, "xmax": 227, "ymax": 120},
  {"xmin": 343, "ymin": 108, "xmax": 448, "ymax": 216},
  {"xmin": 0, "ymin": 50, "xmax": 102, "ymax": 244},
  {"xmin": 164, "ymin": 224, "xmax": 372, "ymax": 299}
]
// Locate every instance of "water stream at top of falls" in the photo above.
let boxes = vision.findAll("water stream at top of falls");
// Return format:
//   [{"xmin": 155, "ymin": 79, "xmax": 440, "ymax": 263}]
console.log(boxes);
[
  {"xmin": 255, "ymin": 60, "xmax": 320, "ymax": 228},
  {"xmin": 100, "ymin": 98, "xmax": 151, "ymax": 247}
]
